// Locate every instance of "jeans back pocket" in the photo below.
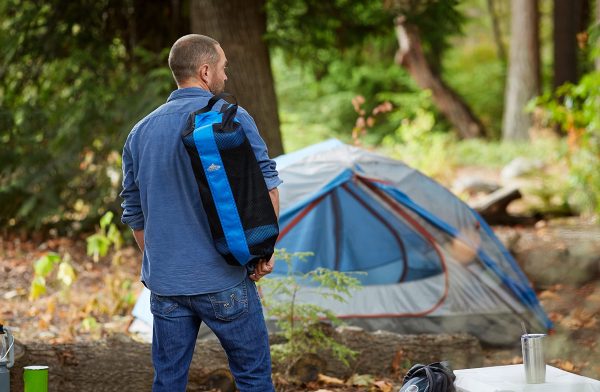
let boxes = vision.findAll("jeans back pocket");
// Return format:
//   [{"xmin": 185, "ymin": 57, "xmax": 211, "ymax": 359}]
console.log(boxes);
[
  {"xmin": 208, "ymin": 278, "xmax": 249, "ymax": 321},
  {"xmin": 150, "ymin": 293, "xmax": 179, "ymax": 316}
]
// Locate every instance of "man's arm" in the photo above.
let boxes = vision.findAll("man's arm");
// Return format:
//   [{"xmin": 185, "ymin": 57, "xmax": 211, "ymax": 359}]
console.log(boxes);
[
  {"xmin": 133, "ymin": 229, "xmax": 145, "ymax": 252},
  {"xmin": 269, "ymin": 187, "xmax": 279, "ymax": 218},
  {"xmin": 120, "ymin": 133, "xmax": 145, "ymax": 239},
  {"xmin": 250, "ymin": 187, "xmax": 279, "ymax": 282}
]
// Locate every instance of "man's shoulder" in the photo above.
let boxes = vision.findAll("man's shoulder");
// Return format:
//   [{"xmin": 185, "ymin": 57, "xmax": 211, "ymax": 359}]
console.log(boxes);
[{"xmin": 130, "ymin": 99, "xmax": 206, "ymax": 135}]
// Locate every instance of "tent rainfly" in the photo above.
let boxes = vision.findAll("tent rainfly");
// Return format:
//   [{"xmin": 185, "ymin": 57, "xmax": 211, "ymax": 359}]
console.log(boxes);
[
  {"xmin": 131, "ymin": 139, "xmax": 552, "ymax": 345},
  {"xmin": 269, "ymin": 139, "xmax": 551, "ymax": 345}
]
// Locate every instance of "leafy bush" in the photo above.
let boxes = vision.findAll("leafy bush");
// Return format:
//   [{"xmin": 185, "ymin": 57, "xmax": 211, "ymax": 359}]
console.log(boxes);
[
  {"xmin": 86, "ymin": 211, "xmax": 123, "ymax": 263},
  {"xmin": 0, "ymin": 1, "xmax": 174, "ymax": 232},
  {"xmin": 532, "ymin": 71, "xmax": 600, "ymax": 215},
  {"xmin": 259, "ymin": 249, "xmax": 362, "ymax": 370},
  {"xmin": 29, "ymin": 252, "xmax": 76, "ymax": 301}
]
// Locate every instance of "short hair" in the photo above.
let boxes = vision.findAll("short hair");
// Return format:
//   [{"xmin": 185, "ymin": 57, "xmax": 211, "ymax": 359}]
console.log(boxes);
[{"xmin": 168, "ymin": 34, "xmax": 220, "ymax": 85}]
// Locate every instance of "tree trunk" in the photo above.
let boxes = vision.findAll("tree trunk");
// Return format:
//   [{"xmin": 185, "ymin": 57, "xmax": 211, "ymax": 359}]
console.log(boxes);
[
  {"xmin": 394, "ymin": 17, "xmax": 488, "ymax": 139},
  {"xmin": 10, "ymin": 334, "xmax": 234, "ymax": 392},
  {"xmin": 596, "ymin": 0, "xmax": 600, "ymax": 71},
  {"xmin": 553, "ymin": 0, "xmax": 582, "ymax": 88},
  {"xmin": 502, "ymin": 0, "xmax": 540, "ymax": 141},
  {"xmin": 10, "ymin": 331, "xmax": 482, "ymax": 391},
  {"xmin": 487, "ymin": 0, "xmax": 507, "ymax": 63},
  {"xmin": 190, "ymin": 0, "xmax": 284, "ymax": 156}
]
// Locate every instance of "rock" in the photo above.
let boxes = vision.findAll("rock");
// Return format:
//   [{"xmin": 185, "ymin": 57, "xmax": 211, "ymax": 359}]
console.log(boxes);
[
  {"xmin": 501, "ymin": 157, "xmax": 544, "ymax": 181},
  {"xmin": 453, "ymin": 177, "xmax": 500, "ymax": 195},
  {"xmin": 512, "ymin": 226, "xmax": 600, "ymax": 288}
]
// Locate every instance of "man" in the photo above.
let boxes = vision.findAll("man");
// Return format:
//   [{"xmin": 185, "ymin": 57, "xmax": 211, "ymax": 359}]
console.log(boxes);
[{"xmin": 120, "ymin": 34, "xmax": 280, "ymax": 392}]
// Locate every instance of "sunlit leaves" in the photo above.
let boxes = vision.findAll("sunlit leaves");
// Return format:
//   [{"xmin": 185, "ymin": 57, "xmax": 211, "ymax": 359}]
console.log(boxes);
[
  {"xmin": 57, "ymin": 260, "xmax": 76, "ymax": 287},
  {"xmin": 34, "ymin": 253, "xmax": 61, "ymax": 277},
  {"xmin": 259, "ymin": 249, "xmax": 363, "ymax": 369},
  {"xmin": 29, "ymin": 252, "xmax": 76, "ymax": 300},
  {"xmin": 87, "ymin": 211, "xmax": 123, "ymax": 262}
]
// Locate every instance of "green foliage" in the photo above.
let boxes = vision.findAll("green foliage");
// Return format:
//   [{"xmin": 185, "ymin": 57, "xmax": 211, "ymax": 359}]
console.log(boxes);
[
  {"xmin": 269, "ymin": 0, "xmax": 467, "ymax": 148},
  {"xmin": 453, "ymin": 137, "xmax": 562, "ymax": 168},
  {"xmin": 259, "ymin": 249, "xmax": 362, "ymax": 369},
  {"xmin": 29, "ymin": 252, "xmax": 76, "ymax": 301},
  {"xmin": 382, "ymin": 105, "xmax": 457, "ymax": 181},
  {"xmin": 442, "ymin": 43, "xmax": 505, "ymax": 137},
  {"xmin": 387, "ymin": 0, "xmax": 464, "ymax": 72},
  {"xmin": 266, "ymin": 0, "xmax": 392, "ymax": 76},
  {"xmin": 86, "ymin": 211, "xmax": 123, "ymax": 263},
  {"xmin": 0, "ymin": 0, "xmax": 174, "ymax": 231},
  {"xmin": 532, "ymin": 71, "xmax": 600, "ymax": 215}
]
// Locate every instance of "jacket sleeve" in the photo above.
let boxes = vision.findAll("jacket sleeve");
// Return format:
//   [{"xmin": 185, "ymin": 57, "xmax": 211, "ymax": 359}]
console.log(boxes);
[
  {"xmin": 120, "ymin": 133, "xmax": 145, "ymax": 230},
  {"xmin": 237, "ymin": 108, "xmax": 283, "ymax": 190}
]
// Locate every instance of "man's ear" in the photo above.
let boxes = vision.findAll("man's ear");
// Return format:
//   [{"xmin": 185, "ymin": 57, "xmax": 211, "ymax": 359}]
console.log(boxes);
[{"xmin": 199, "ymin": 64, "xmax": 210, "ymax": 83}]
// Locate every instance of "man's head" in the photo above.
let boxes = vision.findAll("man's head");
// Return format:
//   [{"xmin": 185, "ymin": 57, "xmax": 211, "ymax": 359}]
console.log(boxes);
[{"xmin": 168, "ymin": 34, "xmax": 228, "ymax": 94}]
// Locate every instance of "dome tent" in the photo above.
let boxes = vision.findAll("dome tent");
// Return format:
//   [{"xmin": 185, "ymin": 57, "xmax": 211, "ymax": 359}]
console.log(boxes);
[
  {"xmin": 130, "ymin": 139, "xmax": 551, "ymax": 345},
  {"xmin": 271, "ymin": 139, "xmax": 551, "ymax": 345}
]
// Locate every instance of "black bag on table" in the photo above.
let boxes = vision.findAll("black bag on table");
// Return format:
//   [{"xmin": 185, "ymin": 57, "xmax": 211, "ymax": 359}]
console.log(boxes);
[
  {"xmin": 400, "ymin": 361, "xmax": 456, "ymax": 392},
  {"xmin": 181, "ymin": 93, "xmax": 279, "ymax": 267}
]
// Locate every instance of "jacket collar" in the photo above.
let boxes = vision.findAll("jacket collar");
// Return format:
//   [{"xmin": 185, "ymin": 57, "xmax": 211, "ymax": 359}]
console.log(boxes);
[{"xmin": 167, "ymin": 87, "xmax": 212, "ymax": 102}]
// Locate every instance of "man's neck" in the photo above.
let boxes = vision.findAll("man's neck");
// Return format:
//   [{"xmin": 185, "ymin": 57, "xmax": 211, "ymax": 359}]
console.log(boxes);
[{"xmin": 178, "ymin": 79, "xmax": 210, "ymax": 92}]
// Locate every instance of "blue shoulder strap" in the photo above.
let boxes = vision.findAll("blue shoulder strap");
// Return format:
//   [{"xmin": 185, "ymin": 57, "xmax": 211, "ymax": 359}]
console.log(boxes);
[{"xmin": 192, "ymin": 109, "xmax": 251, "ymax": 265}]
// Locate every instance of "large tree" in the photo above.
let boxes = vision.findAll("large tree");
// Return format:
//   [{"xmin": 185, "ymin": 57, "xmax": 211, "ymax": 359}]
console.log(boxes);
[
  {"xmin": 394, "ymin": 16, "xmax": 487, "ymax": 139},
  {"xmin": 190, "ymin": 0, "xmax": 284, "ymax": 156},
  {"xmin": 553, "ymin": 0, "xmax": 588, "ymax": 88},
  {"xmin": 267, "ymin": 0, "xmax": 488, "ymax": 139},
  {"xmin": 502, "ymin": 0, "xmax": 540, "ymax": 141},
  {"xmin": 596, "ymin": 0, "xmax": 600, "ymax": 71}
]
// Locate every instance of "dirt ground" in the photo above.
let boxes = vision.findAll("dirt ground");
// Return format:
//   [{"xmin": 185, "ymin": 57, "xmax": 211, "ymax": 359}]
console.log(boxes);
[{"xmin": 1, "ymin": 220, "xmax": 599, "ymax": 391}]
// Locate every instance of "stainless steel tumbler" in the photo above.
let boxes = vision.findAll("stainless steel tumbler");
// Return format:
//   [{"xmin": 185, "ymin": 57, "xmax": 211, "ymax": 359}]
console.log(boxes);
[{"xmin": 521, "ymin": 333, "xmax": 546, "ymax": 384}]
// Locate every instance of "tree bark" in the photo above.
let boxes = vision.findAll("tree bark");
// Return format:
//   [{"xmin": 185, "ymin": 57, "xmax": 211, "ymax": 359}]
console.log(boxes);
[
  {"xmin": 10, "ymin": 334, "xmax": 233, "ymax": 392},
  {"xmin": 10, "ymin": 331, "xmax": 482, "ymax": 391},
  {"xmin": 190, "ymin": 0, "xmax": 284, "ymax": 156},
  {"xmin": 596, "ymin": 0, "xmax": 600, "ymax": 71},
  {"xmin": 487, "ymin": 0, "xmax": 507, "ymax": 63},
  {"xmin": 502, "ymin": 0, "xmax": 540, "ymax": 141},
  {"xmin": 394, "ymin": 17, "xmax": 488, "ymax": 139},
  {"xmin": 553, "ymin": 0, "xmax": 582, "ymax": 88}
]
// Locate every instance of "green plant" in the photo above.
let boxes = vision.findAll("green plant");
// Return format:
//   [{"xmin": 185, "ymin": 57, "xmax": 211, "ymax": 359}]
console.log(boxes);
[
  {"xmin": 29, "ymin": 252, "xmax": 76, "ymax": 301},
  {"xmin": 0, "ymin": 1, "xmax": 174, "ymax": 232},
  {"xmin": 382, "ymin": 102, "xmax": 457, "ymax": 182},
  {"xmin": 86, "ymin": 211, "xmax": 123, "ymax": 263},
  {"xmin": 259, "ymin": 249, "xmax": 363, "ymax": 369},
  {"xmin": 532, "ymin": 70, "xmax": 600, "ymax": 215}
]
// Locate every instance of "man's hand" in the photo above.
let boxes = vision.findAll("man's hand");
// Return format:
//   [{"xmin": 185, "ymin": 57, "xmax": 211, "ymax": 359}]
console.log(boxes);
[{"xmin": 249, "ymin": 255, "xmax": 275, "ymax": 282}]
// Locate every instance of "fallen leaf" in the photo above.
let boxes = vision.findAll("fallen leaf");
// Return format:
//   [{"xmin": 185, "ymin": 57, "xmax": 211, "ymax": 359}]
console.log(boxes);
[
  {"xmin": 318, "ymin": 374, "xmax": 345, "ymax": 385},
  {"xmin": 560, "ymin": 361, "xmax": 575, "ymax": 372},
  {"xmin": 373, "ymin": 380, "xmax": 393, "ymax": 392},
  {"xmin": 347, "ymin": 374, "xmax": 374, "ymax": 387},
  {"xmin": 538, "ymin": 290, "xmax": 560, "ymax": 300}
]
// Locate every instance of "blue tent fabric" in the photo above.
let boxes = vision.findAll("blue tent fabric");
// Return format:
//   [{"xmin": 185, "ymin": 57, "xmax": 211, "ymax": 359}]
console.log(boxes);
[
  {"xmin": 271, "ymin": 139, "xmax": 552, "ymax": 343},
  {"xmin": 130, "ymin": 139, "xmax": 552, "ymax": 345}
]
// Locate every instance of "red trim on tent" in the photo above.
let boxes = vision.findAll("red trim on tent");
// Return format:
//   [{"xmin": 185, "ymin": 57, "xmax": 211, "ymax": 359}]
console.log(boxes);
[
  {"xmin": 341, "ymin": 183, "xmax": 408, "ymax": 282},
  {"xmin": 355, "ymin": 177, "xmax": 450, "ymax": 318},
  {"xmin": 277, "ymin": 193, "xmax": 329, "ymax": 241},
  {"xmin": 275, "ymin": 174, "xmax": 449, "ymax": 319}
]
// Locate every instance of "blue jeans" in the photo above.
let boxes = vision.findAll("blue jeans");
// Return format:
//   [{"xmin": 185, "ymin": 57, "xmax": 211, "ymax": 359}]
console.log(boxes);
[{"xmin": 150, "ymin": 276, "xmax": 274, "ymax": 392}]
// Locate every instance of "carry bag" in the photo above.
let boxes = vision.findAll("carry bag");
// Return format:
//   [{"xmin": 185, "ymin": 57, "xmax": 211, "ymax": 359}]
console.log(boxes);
[
  {"xmin": 181, "ymin": 93, "xmax": 279, "ymax": 266},
  {"xmin": 400, "ymin": 361, "xmax": 456, "ymax": 392}
]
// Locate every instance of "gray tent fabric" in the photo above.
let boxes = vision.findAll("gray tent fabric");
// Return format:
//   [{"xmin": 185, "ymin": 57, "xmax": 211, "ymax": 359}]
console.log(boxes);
[{"xmin": 130, "ymin": 139, "xmax": 551, "ymax": 345}]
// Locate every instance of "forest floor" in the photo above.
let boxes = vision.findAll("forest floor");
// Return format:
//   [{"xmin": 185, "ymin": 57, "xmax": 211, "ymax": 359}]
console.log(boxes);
[{"xmin": 1, "ymin": 219, "xmax": 599, "ymax": 391}]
